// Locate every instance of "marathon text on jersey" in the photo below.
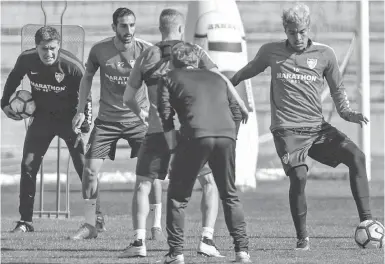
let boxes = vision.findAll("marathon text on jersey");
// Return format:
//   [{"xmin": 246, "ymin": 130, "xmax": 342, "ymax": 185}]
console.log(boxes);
[{"xmin": 30, "ymin": 81, "xmax": 66, "ymax": 93}]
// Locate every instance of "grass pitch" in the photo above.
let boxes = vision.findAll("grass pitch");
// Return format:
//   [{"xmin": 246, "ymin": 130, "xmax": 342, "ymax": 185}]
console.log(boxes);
[{"xmin": 1, "ymin": 180, "xmax": 384, "ymax": 264}]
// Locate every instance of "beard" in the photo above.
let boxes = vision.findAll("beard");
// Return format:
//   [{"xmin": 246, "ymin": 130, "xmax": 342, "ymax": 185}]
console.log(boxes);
[{"xmin": 117, "ymin": 33, "xmax": 133, "ymax": 44}]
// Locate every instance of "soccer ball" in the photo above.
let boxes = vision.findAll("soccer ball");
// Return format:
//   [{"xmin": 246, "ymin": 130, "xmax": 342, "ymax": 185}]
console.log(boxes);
[
  {"xmin": 9, "ymin": 90, "xmax": 36, "ymax": 119},
  {"xmin": 355, "ymin": 220, "xmax": 385, "ymax": 249}
]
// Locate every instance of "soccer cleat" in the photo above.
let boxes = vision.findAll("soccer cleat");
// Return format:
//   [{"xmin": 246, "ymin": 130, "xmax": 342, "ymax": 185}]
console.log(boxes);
[
  {"xmin": 149, "ymin": 227, "xmax": 166, "ymax": 241},
  {"xmin": 95, "ymin": 214, "xmax": 106, "ymax": 232},
  {"xmin": 234, "ymin": 251, "xmax": 252, "ymax": 263},
  {"xmin": 119, "ymin": 239, "xmax": 146, "ymax": 258},
  {"xmin": 163, "ymin": 253, "xmax": 185, "ymax": 264},
  {"xmin": 69, "ymin": 223, "xmax": 98, "ymax": 240},
  {"xmin": 295, "ymin": 237, "xmax": 310, "ymax": 251},
  {"xmin": 11, "ymin": 221, "xmax": 34, "ymax": 233},
  {"xmin": 197, "ymin": 237, "xmax": 225, "ymax": 257}
]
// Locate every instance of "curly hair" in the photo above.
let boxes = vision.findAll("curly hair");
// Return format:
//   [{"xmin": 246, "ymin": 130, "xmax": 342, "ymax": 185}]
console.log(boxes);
[
  {"xmin": 282, "ymin": 3, "xmax": 311, "ymax": 29},
  {"xmin": 171, "ymin": 42, "xmax": 199, "ymax": 69},
  {"xmin": 34, "ymin": 26, "xmax": 61, "ymax": 45}
]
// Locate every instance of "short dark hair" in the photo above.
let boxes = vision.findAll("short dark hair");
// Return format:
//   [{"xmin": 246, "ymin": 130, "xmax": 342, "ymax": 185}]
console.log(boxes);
[
  {"xmin": 34, "ymin": 26, "xmax": 61, "ymax": 45},
  {"xmin": 113, "ymin": 7, "xmax": 136, "ymax": 25},
  {"xmin": 171, "ymin": 42, "xmax": 199, "ymax": 69}
]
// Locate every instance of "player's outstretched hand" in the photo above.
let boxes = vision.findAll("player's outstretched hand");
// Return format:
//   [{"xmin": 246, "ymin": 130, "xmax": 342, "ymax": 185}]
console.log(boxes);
[
  {"xmin": 240, "ymin": 108, "xmax": 249, "ymax": 124},
  {"xmin": 72, "ymin": 112, "xmax": 85, "ymax": 133},
  {"xmin": 347, "ymin": 112, "xmax": 369, "ymax": 127},
  {"xmin": 2, "ymin": 105, "xmax": 22, "ymax": 120}
]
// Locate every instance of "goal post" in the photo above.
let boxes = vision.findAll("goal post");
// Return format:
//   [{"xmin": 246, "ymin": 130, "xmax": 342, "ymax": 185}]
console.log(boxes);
[{"xmin": 357, "ymin": 0, "xmax": 371, "ymax": 181}]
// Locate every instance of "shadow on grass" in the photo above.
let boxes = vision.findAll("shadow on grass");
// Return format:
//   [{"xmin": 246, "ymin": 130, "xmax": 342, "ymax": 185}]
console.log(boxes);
[{"xmin": 0, "ymin": 247, "xmax": 167, "ymax": 252}]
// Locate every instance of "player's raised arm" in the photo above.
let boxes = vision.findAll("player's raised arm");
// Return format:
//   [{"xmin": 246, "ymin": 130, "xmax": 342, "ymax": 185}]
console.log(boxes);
[
  {"xmin": 157, "ymin": 76, "xmax": 175, "ymax": 132},
  {"xmin": 1, "ymin": 53, "xmax": 28, "ymax": 120},
  {"xmin": 324, "ymin": 47, "xmax": 369, "ymax": 127},
  {"xmin": 211, "ymin": 68, "xmax": 248, "ymax": 122},
  {"xmin": 123, "ymin": 53, "xmax": 148, "ymax": 121},
  {"xmin": 230, "ymin": 44, "xmax": 269, "ymax": 87}
]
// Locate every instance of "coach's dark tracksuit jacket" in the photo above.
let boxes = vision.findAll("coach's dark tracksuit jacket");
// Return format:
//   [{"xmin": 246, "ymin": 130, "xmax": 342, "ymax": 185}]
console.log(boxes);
[
  {"xmin": 1, "ymin": 48, "xmax": 92, "ymax": 222},
  {"xmin": 157, "ymin": 68, "xmax": 241, "ymax": 139},
  {"xmin": 157, "ymin": 68, "xmax": 249, "ymax": 254},
  {"xmin": 1, "ymin": 48, "xmax": 92, "ymax": 124}
]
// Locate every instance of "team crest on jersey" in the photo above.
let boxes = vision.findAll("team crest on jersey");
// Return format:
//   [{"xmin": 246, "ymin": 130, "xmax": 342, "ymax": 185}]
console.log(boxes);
[
  {"xmin": 306, "ymin": 58, "xmax": 317, "ymax": 69},
  {"xmin": 55, "ymin": 72, "xmax": 65, "ymax": 83},
  {"xmin": 281, "ymin": 153, "xmax": 290, "ymax": 165},
  {"xmin": 129, "ymin": 60, "xmax": 136, "ymax": 68},
  {"xmin": 117, "ymin": 61, "xmax": 125, "ymax": 68}
]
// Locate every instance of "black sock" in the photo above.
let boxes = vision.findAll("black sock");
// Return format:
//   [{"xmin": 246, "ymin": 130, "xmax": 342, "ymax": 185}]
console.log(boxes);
[
  {"xmin": 340, "ymin": 142, "xmax": 372, "ymax": 222},
  {"xmin": 288, "ymin": 166, "xmax": 308, "ymax": 239},
  {"xmin": 348, "ymin": 158, "xmax": 372, "ymax": 222}
]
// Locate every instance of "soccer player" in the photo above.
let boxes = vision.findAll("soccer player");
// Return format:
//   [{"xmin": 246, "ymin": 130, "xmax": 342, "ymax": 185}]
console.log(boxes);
[
  {"xmin": 70, "ymin": 8, "xmax": 163, "ymax": 240},
  {"xmin": 230, "ymin": 3, "xmax": 380, "ymax": 250},
  {"xmin": 1, "ymin": 26, "xmax": 93, "ymax": 232},
  {"xmin": 121, "ymin": 9, "xmax": 249, "ymax": 258},
  {"xmin": 158, "ymin": 42, "xmax": 251, "ymax": 264}
]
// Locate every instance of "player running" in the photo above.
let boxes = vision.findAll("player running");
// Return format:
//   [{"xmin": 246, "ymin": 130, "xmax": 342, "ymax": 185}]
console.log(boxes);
[
  {"xmin": 230, "ymin": 2, "xmax": 381, "ymax": 250},
  {"xmin": 158, "ymin": 42, "xmax": 250, "ymax": 264},
  {"xmin": 120, "ymin": 9, "xmax": 249, "ymax": 258},
  {"xmin": 1, "ymin": 26, "xmax": 93, "ymax": 232},
  {"xmin": 70, "ymin": 8, "xmax": 162, "ymax": 240}
]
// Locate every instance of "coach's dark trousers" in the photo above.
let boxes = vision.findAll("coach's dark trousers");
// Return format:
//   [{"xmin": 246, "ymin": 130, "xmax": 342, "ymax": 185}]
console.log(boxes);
[
  {"xmin": 19, "ymin": 115, "xmax": 85, "ymax": 222},
  {"xmin": 166, "ymin": 136, "xmax": 249, "ymax": 255}
]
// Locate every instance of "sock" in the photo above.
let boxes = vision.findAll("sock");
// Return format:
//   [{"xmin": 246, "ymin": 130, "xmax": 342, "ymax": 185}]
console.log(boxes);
[
  {"xmin": 84, "ymin": 199, "xmax": 97, "ymax": 227},
  {"xmin": 20, "ymin": 220, "xmax": 33, "ymax": 225},
  {"xmin": 150, "ymin": 204, "xmax": 162, "ymax": 228},
  {"xmin": 348, "ymin": 158, "xmax": 372, "ymax": 222},
  {"xmin": 288, "ymin": 166, "xmax": 308, "ymax": 239},
  {"xmin": 134, "ymin": 229, "xmax": 146, "ymax": 241},
  {"xmin": 340, "ymin": 141, "xmax": 372, "ymax": 222},
  {"xmin": 201, "ymin": 227, "xmax": 214, "ymax": 240}
]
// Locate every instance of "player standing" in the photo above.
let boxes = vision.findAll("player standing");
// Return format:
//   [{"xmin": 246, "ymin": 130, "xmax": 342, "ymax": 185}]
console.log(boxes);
[
  {"xmin": 1, "ymin": 26, "xmax": 93, "ymax": 232},
  {"xmin": 158, "ymin": 42, "xmax": 251, "ymax": 264},
  {"xmin": 230, "ymin": 3, "xmax": 381, "ymax": 250},
  {"xmin": 120, "ymin": 9, "xmax": 249, "ymax": 258},
  {"xmin": 70, "ymin": 8, "xmax": 163, "ymax": 240}
]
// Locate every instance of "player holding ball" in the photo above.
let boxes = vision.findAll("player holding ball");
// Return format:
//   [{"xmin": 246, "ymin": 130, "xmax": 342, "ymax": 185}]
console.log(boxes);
[{"xmin": 1, "ymin": 26, "xmax": 95, "ymax": 233}]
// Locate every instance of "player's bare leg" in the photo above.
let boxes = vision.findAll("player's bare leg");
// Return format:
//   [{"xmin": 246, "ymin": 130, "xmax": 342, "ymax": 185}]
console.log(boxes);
[
  {"xmin": 69, "ymin": 158, "xmax": 104, "ymax": 240},
  {"xmin": 65, "ymin": 136, "xmax": 104, "ymax": 232},
  {"xmin": 119, "ymin": 175, "xmax": 151, "ymax": 258},
  {"xmin": 196, "ymin": 173, "xmax": 223, "ymax": 257},
  {"xmin": 148, "ymin": 179, "xmax": 165, "ymax": 241}
]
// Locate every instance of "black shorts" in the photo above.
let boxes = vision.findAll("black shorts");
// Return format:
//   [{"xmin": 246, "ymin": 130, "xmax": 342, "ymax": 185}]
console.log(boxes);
[
  {"xmin": 24, "ymin": 115, "xmax": 83, "ymax": 156},
  {"xmin": 136, "ymin": 132, "xmax": 211, "ymax": 180},
  {"xmin": 272, "ymin": 122, "xmax": 353, "ymax": 175},
  {"xmin": 85, "ymin": 118, "xmax": 147, "ymax": 160}
]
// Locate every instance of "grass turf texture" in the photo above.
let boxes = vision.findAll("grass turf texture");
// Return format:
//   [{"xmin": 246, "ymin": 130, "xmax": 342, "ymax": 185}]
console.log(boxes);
[{"xmin": 1, "ymin": 180, "xmax": 384, "ymax": 264}]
